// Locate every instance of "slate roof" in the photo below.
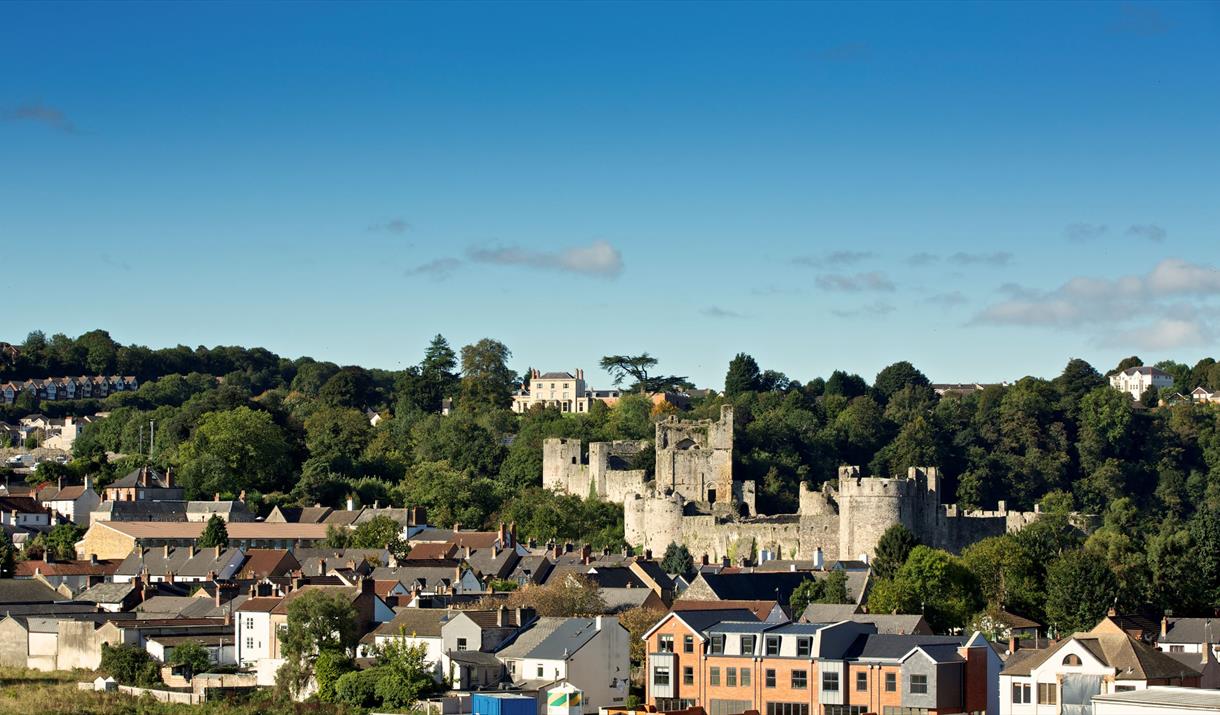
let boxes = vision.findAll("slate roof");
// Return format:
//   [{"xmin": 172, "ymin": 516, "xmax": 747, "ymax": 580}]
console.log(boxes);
[
  {"xmin": 537, "ymin": 372, "xmax": 575, "ymax": 380},
  {"xmin": 507, "ymin": 555, "xmax": 552, "ymax": 585},
  {"xmin": 0, "ymin": 496, "xmax": 49, "ymax": 515},
  {"xmin": 0, "ymin": 578, "xmax": 68, "ymax": 604},
  {"xmin": 447, "ymin": 649, "xmax": 503, "ymax": 667},
  {"xmin": 1092, "ymin": 688, "xmax": 1220, "ymax": 709},
  {"xmin": 370, "ymin": 607, "xmax": 453, "ymax": 638},
  {"xmin": 843, "ymin": 634, "xmax": 966, "ymax": 660},
  {"xmin": 662, "ymin": 608, "xmax": 760, "ymax": 635},
  {"xmin": 108, "ymin": 468, "xmax": 174, "ymax": 489},
  {"xmin": 76, "ymin": 582, "xmax": 137, "ymax": 604},
  {"xmin": 691, "ymin": 571, "xmax": 818, "ymax": 604},
  {"xmin": 136, "ymin": 596, "xmax": 244, "ymax": 619},
  {"xmin": 498, "ymin": 617, "xmax": 605, "ymax": 660},
  {"xmin": 1161, "ymin": 617, "xmax": 1220, "ymax": 644},
  {"xmin": 237, "ymin": 549, "xmax": 300, "ymax": 579},
  {"xmin": 99, "ymin": 521, "xmax": 329, "ymax": 540},
  {"xmin": 114, "ymin": 546, "xmax": 243, "ymax": 578},
  {"xmin": 268, "ymin": 506, "xmax": 333, "ymax": 523},
  {"xmin": 294, "ymin": 548, "xmax": 390, "ymax": 575}
]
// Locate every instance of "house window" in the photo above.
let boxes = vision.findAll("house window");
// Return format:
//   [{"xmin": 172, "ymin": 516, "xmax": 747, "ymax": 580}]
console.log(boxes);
[
  {"xmin": 683, "ymin": 667, "xmax": 694, "ymax": 685},
  {"xmin": 710, "ymin": 635, "xmax": 725, "ymax": 655},
  {"xmin": 856, "ymin": 671, "xmax": 867, "ymax": 691},
  {"xmin": 457, "ymin": 638, "xmax": 468, "ymax": 651},
  {"xmin": 1169, "ymin": 645, "xmax": 1185, "ymax": 653},
  {"xmin": 1037, "ymin": 683, "xmax": 1056, "ymax": 705},
  {"xmin": 824, "ymin": 708, "xmax": 867, "ymax": 715},
  {"xmin": 796, "ymin": 637, "xmax": 811, "ymax": 657},
  {"xmin": 684, "ymin": 635, "xmax": 695, "ymax": 653},
  {"xmin": 1063, "ymin": 653, "xmax": 1083, "ymax": 665},
  {"xmin": 710, "ymin": 667, "xmax": 720, "ymax": 686},
  {"xmin": 765, "ymin": 669, "xmax": 776, "ymax": 688},
  {"xmin": 765, "ymin": 704, "xmax": 808, "ymax": 715},
  {"xmin": 792, "ymin": 670, "xmax": 808, "ymax": 689},
  {"xmin": 245, "ymin": 617, "xmax": 254, "ymax": 629},
  {"xmin": 1115, "ymin": 685, "xmax": 1135, "ymax": 693},
  {"xmin": 741, "ymin": 668, "xmax": 751, "ymax": 687},
  {"xmin": 765, "ymin": 636, "xmax": 780, "ymax": 655},
  {"xmin": 659, "ymin": 634, "xmax": 674, "ymax": 653},
  {"xmin": 741, "ymin": 635, "xmax": 755, "ymax": 655},
  {"xmin": 653, "ymin": 666, "xmax": 671, "ymax": 687},
  {"xmin": 537, "ymin": 665, "xmax": 544, "ymax": 678},
  {"xmin": 909, "ymin": 674, "xmax": 927, "ymax": 695},
  {"xmin": 885, "ymin": 672, "xmax": 896, "ymax": 692},
  {"xmin": 726, "ymin": 668, "xmax": 737, "ymax": 687},
  {"xmin": 819, "ymin": 671, "xmax": 836, "ymax": 692},
  {"xmin": 245, "ymin": 637, "xmax": 253, "ymax": 649},
  {"xmin": 1011, "ymin": 683, "xmax": 1031, "ymax": 704}
]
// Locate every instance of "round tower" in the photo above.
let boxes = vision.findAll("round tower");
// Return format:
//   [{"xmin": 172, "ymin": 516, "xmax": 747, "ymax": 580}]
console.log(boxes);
[
  {"xmin": 837, "ymin": 467, "xmax": 904, "ymax": 560},
  {"xmin": 624, "ymin": 492, "xmax": 646, "ymax": 549},
  {"xmin": 643, "ymin": 491, "xmax": 685, "ymax": 553}
]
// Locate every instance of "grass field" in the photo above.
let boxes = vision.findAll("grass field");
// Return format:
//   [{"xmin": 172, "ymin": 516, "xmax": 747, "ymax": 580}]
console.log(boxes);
[{"xmin": 0, "ymin": 669, "xmax": 356, "ymax": 715}]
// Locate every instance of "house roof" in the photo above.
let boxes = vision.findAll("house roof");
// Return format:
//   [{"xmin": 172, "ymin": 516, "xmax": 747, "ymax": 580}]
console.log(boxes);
[
  {"xmin": 645, "ymin": 608, "xmax": 760, "ymax": 640},
  {"xmin": 293, "ymin": 548, "xmax": 390, "ymax": 575},
  {"xmin": 114, "ymin": 546, "xmax": 243, "ymax": 578},
  {"xmin": 76, "ymin": 582, "xmax": 137, "ymax": 604},
  {"xmin": 0, "ymin": 578, "xmax": 69, "ymax": 604},
  {"xmin": 108, "ymin": 467, "xmax": 175, "ymax": 489},
  {"xmin": 537, "ymin": 372, "xmax": 575, "ymax": 380},
  {"xmin": 497, "ymin": 617, "xmax": 604, "ymax": 660},
  {"xmin": 843, "ymin": 634, "xmax": 966, "ymax": 660},
  {"xmin": 0, "ymin": 496, "xmax": 49, "ymax": 515},
  {"xmin": 1001, "ymin": 630, "xmax": 1201, "ymax": 681},
  {"xmin": 236, "ymin": 596, "xmax": 282, "ymax": 613},
  {"xmin": 372, "ymin": 607, "xmax": 453, "ymax": 638},
  {"xmin": 447, "ymin": 649, "xmax": 503, "ymax": 667},
  {"xmin": 268, "ymin": 506, "xmax": 333, "ymax": 523},
  {"xmin": 405, "ymin": 543, "xmax": 457, "ymax": 560},
  {"xmin": 1118, "ymin": 366, "xmax": 1170, "ymax": 377},
  {"xmin": 1092, "ymin": 687, "xmax": 1220, "ymax": 709},
  {"xmin": 44, "ymin": 485, "xmax": 89, "ymax": 501},
  {"xmin": 1161, "ymin": 617, "xmax": 1220, "ymax": 644},
  {"xmin": 691, "ymin": 571, "xmax": 866, "ymax": 605},
  {"xmin": 673, "ymin": 600, "xmax": 782, "ymax": 622},
  {"xmin": 98, "ymin": 521, "xmax": 330, "ymax": 540},
  {"xmin": 237, "ymin": 549, "xmax": 299, "ymax": 579},
  {"xmin": 14, "ymin": 559, "xmax": 119, "ymax": 578}
]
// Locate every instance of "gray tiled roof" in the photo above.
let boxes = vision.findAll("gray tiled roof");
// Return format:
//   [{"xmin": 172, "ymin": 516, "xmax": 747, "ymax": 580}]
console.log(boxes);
[{"xmin": 76, "ymin": 582, "xmax": 137, "ymax": 604}]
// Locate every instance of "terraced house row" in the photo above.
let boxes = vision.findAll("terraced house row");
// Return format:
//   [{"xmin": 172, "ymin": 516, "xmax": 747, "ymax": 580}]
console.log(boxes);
[
  {"xmin": 643, "ymin": 610, "xmax": 997, "ymax": 715},
  {"xmin": 0, "ymin": 375, "xmax": 138, "ymax": 403}
]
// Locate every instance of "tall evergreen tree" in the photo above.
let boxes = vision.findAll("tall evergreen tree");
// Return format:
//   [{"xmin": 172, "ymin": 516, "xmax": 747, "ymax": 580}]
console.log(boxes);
[
  {"xmin": 198, "ymin": 514, "xmax": 229, "ymax": 549},
  {"xmin": 871, "ymin": 524, "xmax": 919, "ymax": 581},
  {"xmin": 724, "ymin": 353, "xmax": 762, "ymax": 397}
]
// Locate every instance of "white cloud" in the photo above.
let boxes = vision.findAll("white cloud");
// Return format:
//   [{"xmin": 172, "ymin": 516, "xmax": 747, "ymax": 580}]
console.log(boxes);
[
  {"xmin": 948, "ymin": 251, "xmax": 1013, "ymax": 266},
  {"xmin": 972, "ymin": 258, "xmax": 1220, "ymax": 349},
  {"xmin": 1127, "ymin": 224, "xmax": 1167, "ymax": 242},
  {"xmin": 701, "ymin": 306, "xmax": 746, "ymax": 319},
  {"xmin": 831, "ymin": 301, "xmax": 895, "ymax": 318},
  {"xmin": 815, "ymin": 271, "xmax": 895, "ymax": 292},
  {"xmin": 794, "ymin": 250, "xmax": 875, "ymax": 267},
  {"xmin": 468, "ymin": 239, "xmax": 623, "ymax": 278}
]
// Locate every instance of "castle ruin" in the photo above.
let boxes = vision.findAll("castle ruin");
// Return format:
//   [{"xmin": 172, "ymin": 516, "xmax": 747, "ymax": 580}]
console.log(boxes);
[{"xmin": 542, "ymin": 405, "xmax": 1045, "ymax": 563}]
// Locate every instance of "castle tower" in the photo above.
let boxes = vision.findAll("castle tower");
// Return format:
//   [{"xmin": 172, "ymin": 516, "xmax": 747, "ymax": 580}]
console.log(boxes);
[
  {"xmin": 542, "ymin": 438, "xmax": 585, "ymax": 493},
  {"xmin": 642, "ymin": 491, "xmax": 685, "ymax": 553},
  {"xmin": 837, "ymin": 466, "xmax": 905, "ymax": 560},
  {"xmin": 654, "ymin": 404, "xmax": 734, "ymax": 505},
  {"xmin": 624, "ymin": 492, "xmax": 647, "ymax": 548}
]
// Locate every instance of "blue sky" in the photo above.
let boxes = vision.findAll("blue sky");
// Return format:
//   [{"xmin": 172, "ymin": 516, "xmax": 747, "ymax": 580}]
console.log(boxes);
[{"xmin": 3, "ymin": 1, "xmax": 1218, "ymax": 389}]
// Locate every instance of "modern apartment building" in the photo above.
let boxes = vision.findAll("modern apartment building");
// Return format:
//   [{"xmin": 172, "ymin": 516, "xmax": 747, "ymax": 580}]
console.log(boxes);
[{"xmin": 642, "ymin": 610, "xmax": 995, "ymax": 715}]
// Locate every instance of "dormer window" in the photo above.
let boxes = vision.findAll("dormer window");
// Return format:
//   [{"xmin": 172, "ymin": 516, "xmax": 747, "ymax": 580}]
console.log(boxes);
[{"xmin": 1062, "ymin": 654, "xmax": 1082, "ymax": 666}]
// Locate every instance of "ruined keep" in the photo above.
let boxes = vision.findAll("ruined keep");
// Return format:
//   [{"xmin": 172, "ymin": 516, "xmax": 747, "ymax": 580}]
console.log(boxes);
[{"xmin": 542, "ymin": 406, "xmax": 1045, "ymax": 563}]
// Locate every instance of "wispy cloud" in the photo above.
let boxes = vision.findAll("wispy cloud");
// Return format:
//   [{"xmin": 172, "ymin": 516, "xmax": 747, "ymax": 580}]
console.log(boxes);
[
  {"xmin": 793, "ymin": 250, "xmax": 875, "ymax": 268},
  {"xmin": 368, "ymin": 218, "xmax": 411, "ymax": 234},
  {"xmin": 751, "ymin": 285, "xmax": 800, "ymax": 296},
  {"xmin": 405, "ymin": 257, "xmax": 461, "ymax": 280},
  {"xmin": 468, "ymin": 239, "xmax": 623, "ymax": 278},
  {"xmin": 3, "ymin": 102, "xmax": 76, "ymax": 133},
  {"xmin": 1064, "ymin": 223, "xmax": 1108, "ymax": 242},
  {"xmin": 972, "ymin": 258, "xmax": 1220, "ymax": 349},
  {"xmin": 815, "ymin": 271, "xmax": 895, "ymax": 292},
  {"xmin": 948, "ymin": 251, "xmax": 1013, "ymax": 266},
  {"xmin": 831, "ymin": 301, "xmax": 895, "ymax": 318},
  {"xmin": 925, "ymin": 291, "xmax": 968, "ymax": 307},
  {"xmin": 905, "ymin": 252, "xmax": 940, "ymax": 267},
  {"xmin": 1127, "ymin": 223, "xmax": 1167, "ymax": 242},
  {"xmin": 100, "ymin": 254, "xmax": 132, "ymax": 272},
  {"xmin": 701, "ymin": 306, "xmax": 746, "ymax": 319}
]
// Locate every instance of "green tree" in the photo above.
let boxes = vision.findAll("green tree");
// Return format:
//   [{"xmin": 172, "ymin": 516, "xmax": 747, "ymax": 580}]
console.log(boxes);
[
  {"xmin": 304, "ymin": 406, "xmax": 373, "ymax": 469},
  {"xmin": 198, "ymin": 514, "xmax": 229, "ymax": 549},
  {"xmin": 1044, "ymin": 549, "xmax": 1118, "ymax": 636},
  {"xmin": 319, "ymin": 366, "xmax": 375, "ymax": 409},
  {"xmin": 871, "ymin": 524, "xmax": 919, "ymax": 581},
  {"xmin": 600, "ymin": 353, "xmax": 691, "ymax": 393},
  {"xmin": 45, "ymin": 523, "xmax": 85, "ymax": 561},
  {"xmin": 789, "ymin": 571, "xmax": 850, "ymax": 616},
  {"xmin": 459, "ymin": 338, "xmax": 515, "ymax": 411},
  {"xmin": 825, "ymin": 370, "xmax": 868, "ymax": 399},
  {"xmin": 960, "ymin": 534, "xmax": 1041, "ymax": 618},
  {"xmin": 176, "ymin": 406, "xmax": 292, "ymax": 497},
  {"xmin": 100, "ymin": 642, "xmax": 161, "ymax": 686},
  {"xmin": 277, "ymin": 589, "xmax": 360, "ymax": 697},
  {"xmin": 336, "ymin": 668, "xmax": 381, "ymax": 708},
  {"xmin": 724, "ymin": 353, "xmax": 762, "ymax": 397},
  {"xmin": 351, "ymin": 514, "xmax": 410, "ymax": 560},
  {"xmin": 867, "ymin": 546, "xmax": 982, "ymax": 632},
  {"xmin": 315, "ymin": 649, "xmax": 356, "ymax": 703},
  {"xmin": 325, "ymin": 523, "xmax": 352, "ymax": 548},
  {"xmin": 169, "ymin": 641, "xmax": 211, "ymax": 678},
  {"xmin": 416, "ymin": 334, "xmax": 459, "ymax": 412},
  {"xmin": 660, "ymin": 542, "xmax": 695, "ymax": 576},
  {"xmin": 1107, "ymin": 355, "xmax": 1143, "ymax": 377},
  {"xmin": 0, "ymin": 529, "xmax": 16, "ymax": 578},
  {"xmin": 373, "ymin": 638, "xmax": 437, "ymax": 708},
  {"xmin": 873, "ymin": 361, "xmax": 930, "ymax": 403}
]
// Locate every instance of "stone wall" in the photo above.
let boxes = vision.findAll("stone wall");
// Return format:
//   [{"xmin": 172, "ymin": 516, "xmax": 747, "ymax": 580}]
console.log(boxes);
[
  {"xmin": 0, "ymin": 618, "xmax": 28, "ymax": 668},
  {"xmin": 655, "ymin": 405, "xmax": 734, "ymax": 505}
]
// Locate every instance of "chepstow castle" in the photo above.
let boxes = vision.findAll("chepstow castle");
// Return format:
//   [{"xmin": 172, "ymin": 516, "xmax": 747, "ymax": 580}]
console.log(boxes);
[{"xmin": 543, "ymin": 405, "xmax": 1046, "ymax": 563}]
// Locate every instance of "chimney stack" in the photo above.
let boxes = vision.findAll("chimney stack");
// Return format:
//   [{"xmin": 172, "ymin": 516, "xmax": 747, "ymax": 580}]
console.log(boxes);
[
  {"xmin": 89, "ymin": 553, "xmax": 98, "ymax": 565},
  {"xmin": 509, "ymin": 521, "xmax": 517, "ymax": 548},
  {"xmin": 346, "ymin": 496, "xmax": 354, "ymax": 511},
  {"xmin": 319, "ymin": 558, "xmax": 327, "ymax": 576},
  {"xmin": 498, "ymin": 522, "xmax": 507, "ymax": 546},
  {"xmin": 581, "ymin": 544, "xmax": 591, "ymax": 565},
  {"xmin": 57, "ymin": 476, "xmax": 63, "ymax": 490},
  {"xmin": 644, "ymin": 549, "xmax": 652, "ymax": 560},
  {"xmin": 1008, "ymin": 636, "xmax": 1019, "ymax": 654},
  {"xmin": 1162, "ymin": 615, "xmax": 1170, "ymax": 638},
  {"xmin": 498, "ymin": 605, "xmax": 508, "ymax": 627},
  {"xmin": 454, "ymin": 522, "xmax": 462, "ymax": 532},
  {"xmin": 187, "ymin": 545, "xmax": 196, "ymax": 559},
  {"xmin": 164, "ymin": 467, "xmax": 173, "ymax": 488},
  {"xmin": 163, "ymin": 544, "xmax": 171, "ymax": 559},
  {"xmin": 213, "ymin": 492, "xmax": 220, "ymax": 502},
  {"xmin": 214, "ymin": 545, "xmax": 221, "ymax": 559},
  {"xmin": 360, "ymin": 575, "xmax": 374, "ymax": 595}
]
